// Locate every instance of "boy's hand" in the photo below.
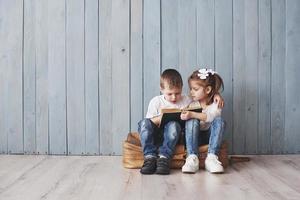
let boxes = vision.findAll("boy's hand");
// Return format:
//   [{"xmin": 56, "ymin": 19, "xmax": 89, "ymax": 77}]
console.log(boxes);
[
  {"xmin": 214, "ymin": 94, "xmax": 224, "ymax": 108},
  {"xmin": 150, "ymin": 115, "xmax": 162, "ymax": 127},
  {"xmin": 180, "ymin": 111, "xmax": 192, "ymax": 120}
]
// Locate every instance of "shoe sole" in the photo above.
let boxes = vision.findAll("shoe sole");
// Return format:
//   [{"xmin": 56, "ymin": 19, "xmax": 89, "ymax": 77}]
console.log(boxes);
[
  {"xmin": 156, "ymin": 172, "xmax": 170, "ymax": 175},
  {"xmin": 140, "ymin": 171, "xmax": 156, "ymax": 175},
  {"xmin": 182, "ymin": 168, "xmax": 198, "ymax": 173},
  {"xmin": 182, "ymin": 171, "xmax": 197, "ymax": 174},
  {"xmin": 205, "ymin": 168, "xmax": 224, "ymax": 174},
  {"xmin": 208, "ymin": 171, "xmax": 224, "ymax": 174},
  {"xmin": 155, "ymin": 169, "xmax": 170, "ymax": 175},
  {"xmin": 140, "ymin": 169, "xmax": 156, "ymax": 175}
]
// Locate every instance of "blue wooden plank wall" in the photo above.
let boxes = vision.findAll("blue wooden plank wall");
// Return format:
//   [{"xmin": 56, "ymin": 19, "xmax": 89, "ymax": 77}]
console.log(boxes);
[{"xmin": 0, "ymin": 0, "xmax": 299, "ymax": 155}]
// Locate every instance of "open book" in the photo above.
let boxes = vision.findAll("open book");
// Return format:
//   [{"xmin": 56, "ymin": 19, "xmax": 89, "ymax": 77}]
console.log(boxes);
[{"xmin": 160, "ymin": 107, "xmax": 202, "ymax": 128}]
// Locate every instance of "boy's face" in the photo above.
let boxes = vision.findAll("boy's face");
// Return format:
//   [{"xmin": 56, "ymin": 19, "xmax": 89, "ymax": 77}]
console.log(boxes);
[{"xmin": 160, "ymin": 83, "xmax": 182, "ymax": 104}]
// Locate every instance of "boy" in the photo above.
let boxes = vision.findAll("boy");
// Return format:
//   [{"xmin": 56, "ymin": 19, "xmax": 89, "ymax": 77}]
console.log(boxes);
[{"xmin": 138, "ymin": 69, "xmax": 191, "ymax": 175}]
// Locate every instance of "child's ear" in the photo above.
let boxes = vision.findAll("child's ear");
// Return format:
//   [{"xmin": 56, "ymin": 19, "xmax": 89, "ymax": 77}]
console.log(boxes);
[
  {"xmin": 205, "ymin": 86, "xmax": 212, "ymax": 94},
  {"xmin": 160, "ymin": 87, "xmax": 164, "ymax": 93}
]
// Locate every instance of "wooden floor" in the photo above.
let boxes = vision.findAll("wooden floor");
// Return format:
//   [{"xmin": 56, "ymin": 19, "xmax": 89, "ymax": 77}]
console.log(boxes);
[{"xmin": 0, "ymin": 155, "xmax": 300, "ymax": 200}]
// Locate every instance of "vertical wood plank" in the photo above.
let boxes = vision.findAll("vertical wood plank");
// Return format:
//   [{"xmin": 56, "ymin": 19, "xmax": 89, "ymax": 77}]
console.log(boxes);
[
  {"xmin": 143, "ymin": 0, "xmax": 161, "ymax": 115},
  {"xmin": 258, "ymin": 0, "xmax": 271, "ymax": 154},
  {"xmin": 85, "ymin": 0, "xmax": 99, "ymax": 155},
  {"xmin": 0, "ymin": 0, "xmax": 8, "ymax": 153},
  {"xmin": 0, "ymin": 62, "xmax": 4, "ymax": 152},
  {"xmin": 66, "ymin": 0, "xmax": 85, "ymax": 155},
  {"xmin": 178, "ymin": 0, "xmax": 197, "ymax": 93},
  {"xmin": 36, "ymin": 0, "xmax": 49, "ymax": 155},
  {"xmin": 23, "ymin": 0, "xmax": 36, "ymax": 154},
  {"xmin": 215, "ymin": 0, "xmax": 233, "ymax": 153},
  {"xmin": 0, "ymin": 0, "xmax": 24, "ymax": 154},
  {"xmin": 7, "ymin": 0, "xmax": 24, "ymax": 154},
  {"xmin": 48, "ymin": 0, "xmax": 67, "ymax": 154},
  {"xmin": 196, "ymin": 0, "xmax": 215, "ymax": 67},
  {"xmin": 233, "ymin": 0, "xmax": 246, "ymax": 154},
  {"xmin": 285, "ymin": 0, "xmax": 300, "ymax": 153},
  {"xmin": 161, "ymin": 0, "xmax": 179, "ymax": 71},
  {"xmin": 271, "ymin": 0, "xmax": 286, "ymax": 154},
  {"xmin": 130, "ymin": 0, "xmax": 143, "ymax": 131},
  {"xmin": 244, "ymin": 0, "xmax": 259, "ymax": 154},
  {"xmin": 111, "ymin": 0, "xmax": 130, "ymax": 155},
  {"xmin": 99, "ymin": 0, "xmax": 113, "ymax": 154}
]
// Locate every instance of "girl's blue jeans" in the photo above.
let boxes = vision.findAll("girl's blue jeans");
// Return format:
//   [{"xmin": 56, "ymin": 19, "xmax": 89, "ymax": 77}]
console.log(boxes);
[
  {"xmin": 138, "ymin": 118, "xmax": 181, "ymax": 159},
  {"xmin": 185, "ymin": 117, "xmax": 225, "ymax": 156}
]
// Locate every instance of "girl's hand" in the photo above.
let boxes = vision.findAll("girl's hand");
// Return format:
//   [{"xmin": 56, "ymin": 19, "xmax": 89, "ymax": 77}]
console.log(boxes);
[
  {"xmin": 180, "ymin": 111, "xmax": 192, "ymax": 120},
  {"xmin": 214, "ymin": 94, "xmax": 224, "ymax": 108}
]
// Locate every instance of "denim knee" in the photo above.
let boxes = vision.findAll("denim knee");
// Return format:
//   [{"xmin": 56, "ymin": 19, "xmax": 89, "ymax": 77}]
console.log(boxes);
[
  {"xmin": 159, "ymin": 121, "xmax": 182, "ymax": 158},
  {"xmin": 138, "ymin": 118, "xmax": 158, "ymax": 157},
  {"xmin": 185, "ymin": 119, "xmax": 200, "ymax": 135},
  {"xmin": 164, "ymin": 121, "xmax": 181, "ymax": 141},
  {"xmin": 208, "ymin": 116, "xmax": 225, "ymax": 155},
  {"xmin": 211, "ymin": 116, "xmax": 225, "ymax": 130},
  {"xmin": 138, "ymin": 118, "xmax": 157, "ymax": 141},
  {"xmin": 184, "ymin": 119, "xmax": 200, "ymax": 155},
  {"xmin": 138, "ymin": 118, "xmax": 153, "ymax": 133}
]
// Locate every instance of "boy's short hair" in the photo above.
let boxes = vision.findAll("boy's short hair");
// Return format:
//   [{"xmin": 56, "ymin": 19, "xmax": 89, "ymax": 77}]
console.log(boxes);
[{"xmin": 160, "ymin": 69, "xmax": 183, "ymax": 89}]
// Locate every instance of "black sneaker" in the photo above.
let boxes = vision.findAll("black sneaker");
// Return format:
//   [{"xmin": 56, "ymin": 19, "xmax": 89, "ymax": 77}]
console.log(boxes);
[
  {"xmin": 140, "ymin": 157, "xmax": 157, "ymax": 174},
  {"xmin": 155, "ymin": 157, "xmax": 170, "ymax": 175}
]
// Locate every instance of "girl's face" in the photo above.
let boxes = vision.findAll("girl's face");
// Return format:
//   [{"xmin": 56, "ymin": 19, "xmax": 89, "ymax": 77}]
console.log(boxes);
[{"xmin": 189, "ymin": 80, "xmax": 209, "ymax": 101}]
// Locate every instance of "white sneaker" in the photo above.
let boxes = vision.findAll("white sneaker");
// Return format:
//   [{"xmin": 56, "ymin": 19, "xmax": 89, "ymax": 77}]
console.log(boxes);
[
  {"xmin": 205, "ymin": 153, "xmax": 224, "ymax": 173},
  {"xmin": 182, "ymin": 154, "xmax": 199, "ymax": 173}
]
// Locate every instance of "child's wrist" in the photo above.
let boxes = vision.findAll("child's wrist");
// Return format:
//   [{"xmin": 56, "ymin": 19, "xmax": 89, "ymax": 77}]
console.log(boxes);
[{"xmin": 191, "ymin": 112, "xmax": 196, "ymax": 119}]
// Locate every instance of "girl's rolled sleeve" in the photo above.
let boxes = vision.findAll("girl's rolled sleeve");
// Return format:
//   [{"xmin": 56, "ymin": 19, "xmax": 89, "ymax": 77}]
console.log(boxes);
[{"xmin": 205, "ymin": 103, "xmax": 222, "ymax": 123}]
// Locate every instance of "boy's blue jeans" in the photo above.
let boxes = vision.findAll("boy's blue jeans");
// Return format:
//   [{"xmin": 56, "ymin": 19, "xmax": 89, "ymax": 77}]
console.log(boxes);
[
  {"xmin": 185, "ymin": 117, "xmax": 225, "ymax": 156},
  {"xmin": 138, "ymin": 118, "xmax": 181, "ymax": 159}
]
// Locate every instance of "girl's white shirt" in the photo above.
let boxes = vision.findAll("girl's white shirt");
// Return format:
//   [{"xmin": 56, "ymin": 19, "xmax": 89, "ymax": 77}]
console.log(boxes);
[
  {"xmin": 188, "ymin": 101, "xmax": 222, "ymax": 130},
  {"xmin": 146, "ymin": 95, "xmax": 192, "ymax": 119}
]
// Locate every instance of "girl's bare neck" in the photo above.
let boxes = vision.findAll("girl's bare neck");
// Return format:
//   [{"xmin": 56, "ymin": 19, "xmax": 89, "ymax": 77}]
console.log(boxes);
[{"xmin": 199, "ymin": 99, "xmax": 209, "ymax": 108}]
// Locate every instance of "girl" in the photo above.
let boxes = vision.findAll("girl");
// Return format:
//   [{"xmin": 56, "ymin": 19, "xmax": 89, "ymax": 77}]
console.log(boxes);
[{"xmin": 180, "ymin": 69, "xmax": 225, "ymax": 173}]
